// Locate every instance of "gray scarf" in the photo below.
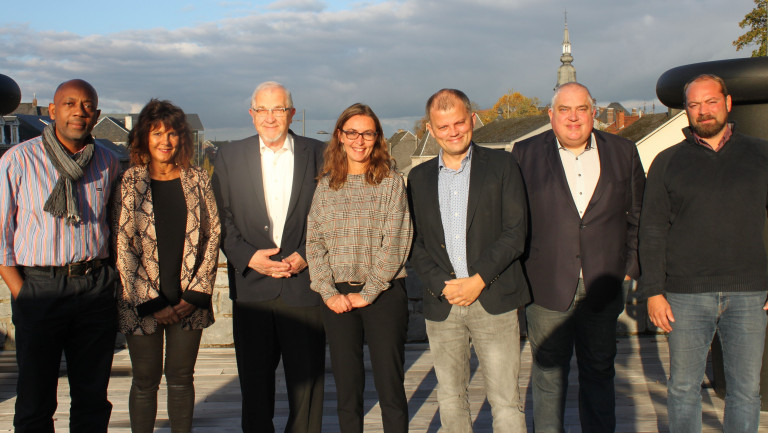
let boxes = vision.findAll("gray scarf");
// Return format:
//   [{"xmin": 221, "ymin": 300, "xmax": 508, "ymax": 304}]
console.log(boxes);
[{"xmin": 41, "ymin": 123, "xmax": 95, "ymax": 225}]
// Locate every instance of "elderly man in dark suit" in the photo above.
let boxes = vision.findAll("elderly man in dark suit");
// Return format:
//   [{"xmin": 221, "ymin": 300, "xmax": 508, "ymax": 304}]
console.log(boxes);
[
  {"xmin": 212, "ymin": 81, "xmax": 325, "ymax": 433},
  {"xmin": 511, "ymin": 82, "xmax": 645, "ymax": 433},
  {"xmin": 408, "ymin": 88, "xmax": 530, "ymax": 433}
]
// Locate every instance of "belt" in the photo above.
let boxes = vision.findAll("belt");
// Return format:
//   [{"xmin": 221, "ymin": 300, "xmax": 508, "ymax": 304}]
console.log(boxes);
[{"xmin": 21, "ymin": 259, "xmax": 104, "ymax": 277}]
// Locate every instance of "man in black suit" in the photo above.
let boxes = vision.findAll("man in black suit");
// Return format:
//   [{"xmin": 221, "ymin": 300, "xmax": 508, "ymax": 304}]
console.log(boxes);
[
  {"xmin": 212, "ymin": 81, "xmax": 325, "ymax": 433},
  {"xmin": 511, "ymin": 82, "xmax": 645, "ymax": 433},
  {"xmin": 408, "ymin": 89, "xmax": 530, "ymax": 433}
]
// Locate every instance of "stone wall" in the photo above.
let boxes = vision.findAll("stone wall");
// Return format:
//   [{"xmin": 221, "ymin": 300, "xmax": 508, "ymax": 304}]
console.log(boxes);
[{"xmin": 0, "ymin": 256, "xmax": 655, "ymax": 349}]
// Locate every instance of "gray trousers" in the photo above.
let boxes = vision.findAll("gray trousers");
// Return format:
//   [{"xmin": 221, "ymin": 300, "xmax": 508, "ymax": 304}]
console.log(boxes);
[{"xmin": 426, "ymin": 303, "xmax": 526, "ymax": 433}]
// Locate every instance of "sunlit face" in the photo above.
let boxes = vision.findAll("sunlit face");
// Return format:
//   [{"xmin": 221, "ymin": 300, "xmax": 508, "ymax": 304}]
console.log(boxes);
[
  {"xmin": 48, "ymin": 82, "xmax": 100, "ymax": 150},
  {"xmin": 148, "ymin": 123, "xmax": 179, "ymax": 165},
  {"xmin": 426, "ymin": 101, "xmax": 474, "ymax": 159},
  {"xmin": 339, "ymin": 114, "xmax": 377, "ymax": 174},
  {"xmin": 249, "ymin": 86, "xmax": 295, "ymax": 146},
  {"xmin": 549, "ymin": 85, "xmax": 595, "ymax": 150},
  {"xmin": 685, "ymin": 78, "xmax": 732, "ymax": 139}
]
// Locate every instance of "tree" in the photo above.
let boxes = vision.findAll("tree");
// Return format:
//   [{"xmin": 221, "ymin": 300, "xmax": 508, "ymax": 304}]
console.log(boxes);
[
  {"xmin": 478, "ymin": 90, "xmax": 543, "ymax": 125},
  {"xmin": 734, "ymin": 0, "xmax": 767, "ymax": 57}
]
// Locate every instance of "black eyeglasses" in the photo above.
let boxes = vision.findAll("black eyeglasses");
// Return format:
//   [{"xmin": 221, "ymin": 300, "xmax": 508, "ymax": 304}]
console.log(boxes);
[
  {"xmin": 252, "ymin": 107, "xmax": 292, "ymax": 117},
  {"xmin": 340, "ymin": 130, "xmax": 377, "ymax": 141}
]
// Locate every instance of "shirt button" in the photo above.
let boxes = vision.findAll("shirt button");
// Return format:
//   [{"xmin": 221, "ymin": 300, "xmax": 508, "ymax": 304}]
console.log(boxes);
[{"xmin": 264, "ymin": 226, "xmax": 269, "ymax": 231}]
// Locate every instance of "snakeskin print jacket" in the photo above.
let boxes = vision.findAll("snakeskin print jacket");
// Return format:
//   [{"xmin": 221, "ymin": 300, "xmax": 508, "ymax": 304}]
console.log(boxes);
[{"xmin": 113, "ymin": 165, "xmax": 221, "ymax": 335}]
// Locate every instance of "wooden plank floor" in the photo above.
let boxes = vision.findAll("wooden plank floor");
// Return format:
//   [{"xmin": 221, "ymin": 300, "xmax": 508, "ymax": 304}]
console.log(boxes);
[{"xmin": 0, "ymin": 335, "xmax": 766, "ymax": 432}]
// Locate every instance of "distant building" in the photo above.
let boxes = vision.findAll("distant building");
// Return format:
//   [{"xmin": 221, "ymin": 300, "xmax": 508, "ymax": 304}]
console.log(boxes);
[
  {"xmin": 387, "ymin": 130, "xmax": 418, "ymax": 174},
  {"xmin": 556, "ymin": 12, "xmax": 577, "ymax": 89},
  {"xmin": 476, "ymin": 114, "xmax": 551, "ymax": 151},
  {"xmin": 93, "ymin": 113, "xmax": 206, "ymax": 151}
]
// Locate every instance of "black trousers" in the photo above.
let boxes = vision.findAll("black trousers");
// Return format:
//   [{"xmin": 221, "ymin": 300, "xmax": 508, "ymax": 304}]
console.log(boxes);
[
  {"xmin": 232, "ymin": 296, "xmax": 325, "ymax": 433},
  {"xmin": 11, "ymin": 264, "xmax": 118, "ymax": 433},
  {"xmin": 323, "ymin": 279, "xmax": 409, "ymax": 433}
]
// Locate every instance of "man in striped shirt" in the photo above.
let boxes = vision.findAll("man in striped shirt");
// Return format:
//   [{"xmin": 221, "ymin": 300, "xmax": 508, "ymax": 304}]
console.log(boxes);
[{"xmin": 0, "ymin": 79, "xmax": 120, "ymax": 432}]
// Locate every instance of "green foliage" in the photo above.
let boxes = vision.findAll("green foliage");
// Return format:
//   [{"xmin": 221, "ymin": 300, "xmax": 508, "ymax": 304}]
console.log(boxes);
[{"xmin": 734, "ymin": 0, "xmax": 767, "ymax": 57}]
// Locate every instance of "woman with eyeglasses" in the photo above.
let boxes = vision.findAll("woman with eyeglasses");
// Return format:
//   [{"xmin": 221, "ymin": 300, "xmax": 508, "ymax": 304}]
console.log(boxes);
[{"xmin": 307, "ymin": 103, "xmax": 413, "ymax": 433}]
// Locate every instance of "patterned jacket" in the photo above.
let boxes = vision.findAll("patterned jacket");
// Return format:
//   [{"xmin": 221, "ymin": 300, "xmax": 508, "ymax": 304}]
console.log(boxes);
[{"xmin": 113, "ymin": 165, "xmax": 221, "ymax": 335}]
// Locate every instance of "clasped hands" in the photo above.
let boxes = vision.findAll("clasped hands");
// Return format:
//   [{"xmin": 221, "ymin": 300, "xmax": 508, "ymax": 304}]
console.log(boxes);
[
  {"xmin": 249, "ymin": 248, "xmax": 307, "ymax": 278},
  {"xmin": 153, "ymin": 300, "xmax": 196, "ymax": 325},
  {"xmin": 326, "ymin": 293, "xmax": 370, "ymax": 314}
]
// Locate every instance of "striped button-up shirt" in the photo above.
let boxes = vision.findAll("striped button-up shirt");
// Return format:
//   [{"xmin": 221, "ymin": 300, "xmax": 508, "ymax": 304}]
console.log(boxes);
[
  {"xmin": 438, "ymin": 146, "xmax": 472, "ymax": 279},
  {"xmin": 0, "ymin": 136, "xmax": 120, "ymax": 266}
]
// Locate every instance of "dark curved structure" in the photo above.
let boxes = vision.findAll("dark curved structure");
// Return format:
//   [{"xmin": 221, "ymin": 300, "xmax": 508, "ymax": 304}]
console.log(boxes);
[
  {"xmin": 657, "ymin": 57, "xmax": 768, "ymax": 409},
  {"xmin": 656, "ymin": 57, "xmax": 768, "ymax": 139},
  {"xmin": 0, "ymin": 74, "xmax": 21, "ymax": 115}
]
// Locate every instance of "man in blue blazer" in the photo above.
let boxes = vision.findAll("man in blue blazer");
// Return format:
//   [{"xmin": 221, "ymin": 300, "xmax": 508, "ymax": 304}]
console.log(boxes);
[
  {"xmin": 212, "ymin": 82, "xmax": 325, "ymax": 433},
  {"xmin": 511, "ymin": 82, "xmax": 645, "ymax": 433},
  {"xmin": 408, "ymin": 89, "xmax": 530, "ymax": 433}
]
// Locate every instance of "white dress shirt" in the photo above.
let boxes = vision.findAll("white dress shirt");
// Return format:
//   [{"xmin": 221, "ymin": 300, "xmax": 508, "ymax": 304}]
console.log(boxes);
[
  {"xmin": 557, "ymin": 133, "xmax": 600, "ymax": 279},
  {"xmin": 557, "ymin": 133, "xmax": 600, "ymax": 218},
  {"xmin": 260, "ymin": 135, "xmax": 294, "ymax": 247}
]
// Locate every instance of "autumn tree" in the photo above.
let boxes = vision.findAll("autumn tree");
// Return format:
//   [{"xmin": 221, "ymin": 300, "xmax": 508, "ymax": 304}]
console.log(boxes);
[
  {"xmin": 478, "ymin": 90, "xmax": 543, "ymax": 125},
  {"xmin": 734, "ymin": 0, "xmax": 767, "ymax": 57}
]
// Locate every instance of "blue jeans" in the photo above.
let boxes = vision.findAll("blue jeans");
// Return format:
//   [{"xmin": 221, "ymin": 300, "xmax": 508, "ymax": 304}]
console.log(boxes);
[
  {"xmin": 426, "ymin": 302, "xmax": 526, "ymax": 433},
  {"xmin": 666, "ymin": 291, "xmax": 768, "ymax": 433},
  {"xmin": 526, "ymin": 278, "xmax": 625, "ymax": 433}
]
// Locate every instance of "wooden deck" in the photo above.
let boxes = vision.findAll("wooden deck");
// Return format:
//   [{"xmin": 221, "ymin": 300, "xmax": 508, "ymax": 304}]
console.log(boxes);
[{"xmin": 0, "ymin": 335, "xmax": 765, "ymax": 432}]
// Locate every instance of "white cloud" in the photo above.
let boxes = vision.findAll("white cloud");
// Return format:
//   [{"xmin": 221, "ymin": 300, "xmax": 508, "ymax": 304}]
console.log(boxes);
[
  {"xmin": 0, "ymin": 0, "xmax": 754, "ymax": 140},
  {"xmin": 267, "ymin": 0, "xmax": 327, "ymax": 12}
]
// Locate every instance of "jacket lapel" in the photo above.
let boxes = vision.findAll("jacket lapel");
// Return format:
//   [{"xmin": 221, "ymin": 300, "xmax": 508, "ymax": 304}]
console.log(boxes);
[
  {"xmin": 545, "ymin": 133, "xmax": 580, "ymax": 216},
  {"xmin": 247, "ymin": 136, "xmax": 270, "ymax": 220},
  {"xmin": 178, "ymin": 168, "xmax": 198, "ymax": 291},
  {"xmin": 286, "ymin": 134, "xmax": 308, "ymax": 221},
  {"xmin": 135, "ymin": 166, "xmax": 160, "ymax": 283},
  {"xmin": 585, "ymin": 133, "xmax": 608, "ymax": 212},
  {"xmin": 466, "ymin": 144, "xmax": 487, "ymax": 231}
]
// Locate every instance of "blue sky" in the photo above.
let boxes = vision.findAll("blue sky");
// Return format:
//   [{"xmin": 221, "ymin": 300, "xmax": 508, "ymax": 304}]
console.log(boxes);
[
  {"xmin": 6, "ymin": 1, "xmax": 361, "ymax": 34},
  {"xmin": 1, "ymin": 0, "xmax": 755, "ymax": 141}
]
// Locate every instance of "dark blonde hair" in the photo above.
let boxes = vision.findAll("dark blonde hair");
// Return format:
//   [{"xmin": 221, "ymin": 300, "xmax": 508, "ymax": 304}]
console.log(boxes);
[
  {"xmin": 321, "ymin": 103, "xmax": 392, "ymax": 190},
  {"xmin": 129, "ymin": 99, "xmax": 193, "ymax": 168}
]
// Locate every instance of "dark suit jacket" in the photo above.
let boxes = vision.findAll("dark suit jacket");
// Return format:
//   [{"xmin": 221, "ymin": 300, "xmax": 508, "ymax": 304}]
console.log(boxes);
[
  {"xmin": 511, "ymin": 129, "xmax": 645, "ymax": 312},
  {"xmin": 212, "ymin": 131, "xmax": 325, "ymax": 306},
  {"xmin": 407, "ymin": 144, "xmax": 531, "ymax": 321}
]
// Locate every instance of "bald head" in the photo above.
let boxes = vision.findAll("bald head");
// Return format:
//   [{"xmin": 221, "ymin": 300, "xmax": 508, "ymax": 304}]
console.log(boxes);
[
  {"xmin": 49, "ymin": 79, "xmax": 100, "ymax": 152},
  {"xmin": 55, "ymin": 79, "xmax": 98, "ymax": 107}
]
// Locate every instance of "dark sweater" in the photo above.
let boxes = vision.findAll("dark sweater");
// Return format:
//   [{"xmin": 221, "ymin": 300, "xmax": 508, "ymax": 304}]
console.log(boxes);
[{"xmin": 638, "ymin": 127, "xmax": 768, "ymax": 298}]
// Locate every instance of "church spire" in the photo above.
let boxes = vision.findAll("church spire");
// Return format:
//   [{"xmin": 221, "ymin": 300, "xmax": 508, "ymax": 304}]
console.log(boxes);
[{"xmin": 556, "ymin": 11, "xmax": 577, "ymax": 90}]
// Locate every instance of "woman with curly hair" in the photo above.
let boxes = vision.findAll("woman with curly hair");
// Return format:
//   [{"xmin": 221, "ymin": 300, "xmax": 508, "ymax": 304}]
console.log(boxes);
[
  {"xmin": 113, "ymin": 99, "xmax": 220, "ymax": 433},
  {"xmin": 307, "ymin": 103, "xmax": 413, "ymax": 432}
]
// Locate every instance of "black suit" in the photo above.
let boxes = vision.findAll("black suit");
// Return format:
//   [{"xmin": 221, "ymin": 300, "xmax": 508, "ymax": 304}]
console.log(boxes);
[
  {"xmin": 408, "ymin": 144, "xmax": 530, "ymax": 321},
  {"xmin": 512, "ymin": 129, "xmax": 645, "ymax": 433},
  {"xmin": 212, "ymin": 131, "xmax": 325, "ymax": 433}
]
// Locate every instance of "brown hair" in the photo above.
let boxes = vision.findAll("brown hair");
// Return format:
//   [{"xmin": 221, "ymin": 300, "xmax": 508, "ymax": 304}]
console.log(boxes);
[
  {"xmin": 128, "ymin": 99, "xmax": 193, "ymax": 168},
  {"xmin": 321, "ymin": 103, "xmax": 392, "ymax": 190}
]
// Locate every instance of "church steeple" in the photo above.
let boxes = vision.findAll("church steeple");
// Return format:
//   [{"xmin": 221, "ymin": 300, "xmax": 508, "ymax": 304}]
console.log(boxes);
[{"xmin": 556, "ymin": 11, "xmax": 577, "ymax": 90}]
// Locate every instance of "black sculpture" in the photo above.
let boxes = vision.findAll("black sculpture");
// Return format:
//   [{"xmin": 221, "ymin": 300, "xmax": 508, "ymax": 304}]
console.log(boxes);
[{"xmin": 0, "ymin": 74, "xmax": 21, "ymax": 115}]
